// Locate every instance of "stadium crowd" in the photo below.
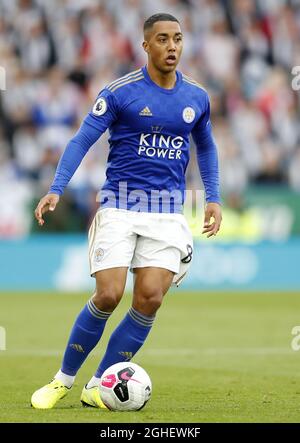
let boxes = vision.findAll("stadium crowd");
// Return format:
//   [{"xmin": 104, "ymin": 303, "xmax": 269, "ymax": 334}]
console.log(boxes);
[{"xmin": 0, "ymin": 0, "xmax": 299, "ymax": 236}]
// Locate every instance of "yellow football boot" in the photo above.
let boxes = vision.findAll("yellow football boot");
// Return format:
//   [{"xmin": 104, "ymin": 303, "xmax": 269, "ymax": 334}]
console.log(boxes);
[
  {"xmin": 80, "ymin": 385, "xmax": 107, "ymax": 409},
  {"xmin": 31, "ymin": 379, "xmax": 70, "ymax": 409}
]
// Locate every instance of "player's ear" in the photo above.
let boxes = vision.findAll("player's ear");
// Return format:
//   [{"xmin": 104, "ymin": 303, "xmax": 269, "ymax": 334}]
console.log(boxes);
[{"xmin": 142, "ymin": 40, "xmax": 149, "ymax": 54}]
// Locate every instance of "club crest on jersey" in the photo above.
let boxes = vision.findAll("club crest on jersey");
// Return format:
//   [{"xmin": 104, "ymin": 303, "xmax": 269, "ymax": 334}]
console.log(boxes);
[
  {"xmin": 93, "ymin": 97, "xmax": 107, "ymax": 116},
  {"xmin": 182, "ymin": 107, "xmax": 195, "ymax": 123}
]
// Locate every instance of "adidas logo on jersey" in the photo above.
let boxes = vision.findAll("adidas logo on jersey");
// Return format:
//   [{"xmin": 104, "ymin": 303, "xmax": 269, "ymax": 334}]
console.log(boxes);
[{"xmin": 139, "ymin": 106, "xmax": 153, "ymax": 116}]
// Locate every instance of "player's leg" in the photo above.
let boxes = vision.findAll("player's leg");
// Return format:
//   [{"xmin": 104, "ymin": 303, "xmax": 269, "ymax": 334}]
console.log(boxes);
[
  {"xmin": 58, "ymin": 267, "xmax": 127, "ymax": 381},
  {"xmin": 31, "ymin": 208, "xmax": 137, "ymax": 409},
  {"xmin": 78, "ymin": 268, "xmax": 127, "ymax": 408},
  {"xmin": 31, "ymin": 268, "xmax": 127, "ymax": 409},
  {"xmin": 79, "ymin": 208, "xmax": 140, "ymax": 407},
  {"xmin": 92, "ymin": 267, "xmax": 174, "ymax": 380}
]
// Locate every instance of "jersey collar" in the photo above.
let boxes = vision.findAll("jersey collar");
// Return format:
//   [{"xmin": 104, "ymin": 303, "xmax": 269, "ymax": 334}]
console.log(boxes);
[{"xmin": 142, "ymin": 65, "xmax": 182, "ymax": 94}]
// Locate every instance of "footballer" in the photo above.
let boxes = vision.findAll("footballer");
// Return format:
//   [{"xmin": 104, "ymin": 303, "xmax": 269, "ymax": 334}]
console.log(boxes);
[{"xmin": 32, "ymin": 13, "xmax": 222, "ymax": 409}]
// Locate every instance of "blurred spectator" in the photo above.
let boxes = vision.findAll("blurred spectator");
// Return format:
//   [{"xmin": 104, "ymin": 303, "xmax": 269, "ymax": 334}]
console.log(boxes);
[{"xmin": 0, "ymin": 0, "xmax": 299, "ymax": 237}]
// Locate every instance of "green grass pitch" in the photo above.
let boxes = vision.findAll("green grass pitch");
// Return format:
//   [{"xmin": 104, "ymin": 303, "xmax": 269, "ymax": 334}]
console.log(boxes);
[{"xmin": 1, "ymin": 290, "xmax": 300, "ymax": 423}]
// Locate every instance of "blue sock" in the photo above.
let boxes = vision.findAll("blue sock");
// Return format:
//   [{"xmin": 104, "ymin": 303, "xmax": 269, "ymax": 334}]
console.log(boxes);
[
  {"xmin": 61, "ymin": 299, "xmax": 111, "ymax": 376},
  {"xmin": 95, "ymin": 307, "xmax": 155, "ymax": 378}
]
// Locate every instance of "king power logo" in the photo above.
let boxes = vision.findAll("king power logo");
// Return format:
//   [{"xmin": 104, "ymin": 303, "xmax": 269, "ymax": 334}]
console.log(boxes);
[{"xmin": 138, "ymin": 133, "xmax": 184, "ymax": 160}]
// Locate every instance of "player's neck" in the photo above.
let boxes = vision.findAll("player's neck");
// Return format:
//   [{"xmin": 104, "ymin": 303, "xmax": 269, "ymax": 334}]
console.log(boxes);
[{"xmin": 146, "ymin": 64, "xmax": 177, "ymax": 89}]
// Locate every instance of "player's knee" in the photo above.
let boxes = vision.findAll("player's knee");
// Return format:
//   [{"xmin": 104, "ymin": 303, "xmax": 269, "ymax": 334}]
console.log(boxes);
[
  {"xmin": 134, "ymin": 287, "xmax": 163, "ymax": 315},
  {"xmin": 92, "ymin": 288, "xmax": 121, "ymax": 312},
  {"xmin": 146, "ymin": 295, "xmax": 162, "ymax": 314}
]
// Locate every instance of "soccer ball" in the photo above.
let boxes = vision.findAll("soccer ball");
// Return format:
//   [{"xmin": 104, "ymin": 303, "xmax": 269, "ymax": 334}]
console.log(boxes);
[{"xmin": 99, "ymin": 362, "xmax": 152, "ymax": 411}]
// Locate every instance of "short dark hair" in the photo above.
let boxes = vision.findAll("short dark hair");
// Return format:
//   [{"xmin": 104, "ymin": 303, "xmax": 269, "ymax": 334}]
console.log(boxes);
[{"xmin": 143, "ymin": 13, "xmax": 180, "ymax": 34}]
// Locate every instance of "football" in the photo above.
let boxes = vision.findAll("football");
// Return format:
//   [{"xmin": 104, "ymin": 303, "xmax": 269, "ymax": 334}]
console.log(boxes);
[{"xmin": 99, "ymin": 362, "xmax": 152, "ymax": 411}]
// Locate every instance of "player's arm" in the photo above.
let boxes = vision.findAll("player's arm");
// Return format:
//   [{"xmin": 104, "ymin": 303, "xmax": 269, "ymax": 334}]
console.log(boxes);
[
  {"xmin": 191, "ymin": 93, "xmax": 222, "ymax": 238},
  {"xmin": 35, "ymin": 91, "xmax": 118, "ymax": 226}
]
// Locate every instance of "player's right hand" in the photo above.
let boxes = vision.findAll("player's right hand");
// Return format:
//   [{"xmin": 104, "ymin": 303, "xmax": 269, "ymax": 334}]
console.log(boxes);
[{"xmin": 34, "ymin": 193, "xmax": 60, "ymax": 226}]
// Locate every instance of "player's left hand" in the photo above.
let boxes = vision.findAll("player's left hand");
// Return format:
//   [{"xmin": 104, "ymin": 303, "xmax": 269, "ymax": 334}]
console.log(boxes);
[{"xmin": 202, "ymin": 202, "xmax": 222, "ymax": 238}]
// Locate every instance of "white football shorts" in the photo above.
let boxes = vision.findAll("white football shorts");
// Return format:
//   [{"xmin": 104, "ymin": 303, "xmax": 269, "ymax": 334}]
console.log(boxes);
[{"xmin": 88, "ymin": 208, "xmax": 193, "ymax": 286}]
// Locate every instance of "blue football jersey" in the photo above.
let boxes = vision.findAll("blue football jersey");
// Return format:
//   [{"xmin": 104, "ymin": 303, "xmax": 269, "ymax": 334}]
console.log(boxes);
[{"xmin": 50, "ymin": 66, "xmax": 220, "ymax": 213}]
